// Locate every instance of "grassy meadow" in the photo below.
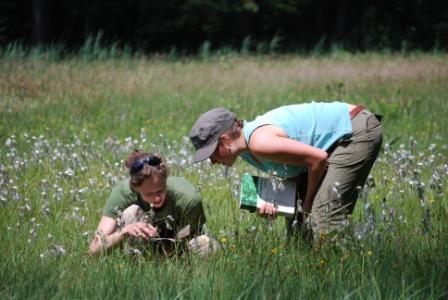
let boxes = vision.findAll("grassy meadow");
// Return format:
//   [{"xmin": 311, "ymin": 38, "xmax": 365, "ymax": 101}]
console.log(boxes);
[{"xmin": 1, "ymin": 50, "xmax": 447, "ymax": 299}]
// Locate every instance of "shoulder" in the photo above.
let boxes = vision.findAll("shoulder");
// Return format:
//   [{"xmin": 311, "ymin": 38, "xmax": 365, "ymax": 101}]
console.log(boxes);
[
  {"xmin": 167, "ymin": 176, "xmax": 195, "ymax": 192},
  {"xmin": 109, "ymin": 178, "xmax": 133, "ymax": 197},
  {"xmin": 103, "ymin": 178, "xmax": 138, "ymax": 218},
  {"xmin": 167, "ymin": 176, "xmax": 204, "ymax": 220},
  {"xmin": 249, "ymin": 125, "xmax": 287, "ymax": 153},
  {"xmin": 167, "ymin": 176, "xmax": 202, "ymax": 205}
]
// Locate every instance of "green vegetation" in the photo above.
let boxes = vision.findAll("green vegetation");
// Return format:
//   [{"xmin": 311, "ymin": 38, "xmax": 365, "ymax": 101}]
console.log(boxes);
[
  {"xmin": 0, "ymin": 51, "xmax": 447, "ymax": 299},
  {"xmin": 5, "ymin": 1, "xmax": 448, "ymax": 52}
]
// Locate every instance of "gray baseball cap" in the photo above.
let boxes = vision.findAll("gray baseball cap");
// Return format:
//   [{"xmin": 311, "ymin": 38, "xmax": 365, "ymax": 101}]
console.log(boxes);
[{"xmin": 189, "ymin": 107, "xmax": 236, "ymax": 163}]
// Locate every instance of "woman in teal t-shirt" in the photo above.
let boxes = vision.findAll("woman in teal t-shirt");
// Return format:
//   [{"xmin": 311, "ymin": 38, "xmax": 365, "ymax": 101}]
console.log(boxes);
[{"xmin": 189, "ymin": 102, "xmax": 382, "ymax": 241}]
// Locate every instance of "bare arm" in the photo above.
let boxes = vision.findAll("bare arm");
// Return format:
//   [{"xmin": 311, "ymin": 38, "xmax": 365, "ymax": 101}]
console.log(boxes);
[
  {"xmin": 89, "ymin": 216, "xmax": 158, "ymax": 255},
  {"xmin": 249, "ymin": 125, "xmax": 328, "ymax": 216}
]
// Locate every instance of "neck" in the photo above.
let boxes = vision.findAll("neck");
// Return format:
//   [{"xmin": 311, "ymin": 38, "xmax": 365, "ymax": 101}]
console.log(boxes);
[{"xmin": 234, "ymin": 131, "xmax": 249, "ymax": 155}]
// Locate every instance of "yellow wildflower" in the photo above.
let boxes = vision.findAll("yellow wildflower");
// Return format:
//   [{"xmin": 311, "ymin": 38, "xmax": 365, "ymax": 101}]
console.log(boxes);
[{"xmin": 319, "ymin": 232, "xmax": 327, "ymax": 241}]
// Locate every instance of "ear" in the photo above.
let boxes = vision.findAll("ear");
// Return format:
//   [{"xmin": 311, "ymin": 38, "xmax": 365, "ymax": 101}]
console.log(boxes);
[{"xmin": 219, "ymin": 133, "xmax": 232, "ymax": 146}]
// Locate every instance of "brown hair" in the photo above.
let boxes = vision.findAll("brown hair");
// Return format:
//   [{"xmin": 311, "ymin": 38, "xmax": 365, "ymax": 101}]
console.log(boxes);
[{"xmin": 125, "ymin": 150, "xmax": 169, "ymax": 188}]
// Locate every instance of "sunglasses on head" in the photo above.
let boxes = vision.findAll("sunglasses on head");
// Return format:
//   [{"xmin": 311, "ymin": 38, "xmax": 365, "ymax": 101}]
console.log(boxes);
[{"xmin": 130, "ymin": 155, "xmax": 161, "ymax": 175}]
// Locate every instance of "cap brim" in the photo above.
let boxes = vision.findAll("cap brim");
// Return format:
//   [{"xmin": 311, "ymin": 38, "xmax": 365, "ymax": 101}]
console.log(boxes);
[{"xmin": 192, "ymin": 139, "xmax": 218, "ymax": 163}]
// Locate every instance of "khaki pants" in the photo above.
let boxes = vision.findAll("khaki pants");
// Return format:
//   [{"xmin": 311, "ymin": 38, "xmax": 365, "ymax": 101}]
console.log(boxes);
[{"xmin": 289, "ymin": 110, "xmax": 383, "ymax": 241}]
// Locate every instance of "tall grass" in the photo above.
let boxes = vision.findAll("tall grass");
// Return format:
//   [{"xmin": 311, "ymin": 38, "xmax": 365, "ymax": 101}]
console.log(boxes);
[{"xmin": 0, "ymin": 50, "xmax": 447, "ymax": 299}]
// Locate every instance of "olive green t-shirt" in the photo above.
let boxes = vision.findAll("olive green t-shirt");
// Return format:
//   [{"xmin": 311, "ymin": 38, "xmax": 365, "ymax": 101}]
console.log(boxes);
[{"xmin": 103, "ymin": 176, "xmax": 206, "ymax": 236}]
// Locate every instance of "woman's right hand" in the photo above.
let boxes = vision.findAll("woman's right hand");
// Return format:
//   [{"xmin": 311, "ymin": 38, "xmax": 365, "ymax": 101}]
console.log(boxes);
[{"xmin": 123, "ymin": 222, "xmax": 158, "ymax": 240}]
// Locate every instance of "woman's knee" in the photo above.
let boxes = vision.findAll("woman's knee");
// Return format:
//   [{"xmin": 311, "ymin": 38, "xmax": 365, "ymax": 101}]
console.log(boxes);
[{"xmin": 121, "ymin": 204, "xmax": 143, "ymax": 226}]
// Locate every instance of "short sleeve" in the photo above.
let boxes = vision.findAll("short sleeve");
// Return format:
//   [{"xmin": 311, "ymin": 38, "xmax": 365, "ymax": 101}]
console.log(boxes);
[{"xmin": 102, "ymin": 180, "xmax": 138, "ymax": 218}]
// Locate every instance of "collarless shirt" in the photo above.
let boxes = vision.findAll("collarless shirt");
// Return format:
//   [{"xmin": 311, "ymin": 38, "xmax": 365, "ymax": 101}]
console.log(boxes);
[{"xmin": 240, "ymin": 101, "xmax": 352, "ymax": 178}]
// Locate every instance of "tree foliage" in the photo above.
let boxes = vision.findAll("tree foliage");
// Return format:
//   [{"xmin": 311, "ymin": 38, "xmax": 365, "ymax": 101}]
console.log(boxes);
[{"xmin": 1, "ymin": 0, "xmax": 447, "ymax": 52}]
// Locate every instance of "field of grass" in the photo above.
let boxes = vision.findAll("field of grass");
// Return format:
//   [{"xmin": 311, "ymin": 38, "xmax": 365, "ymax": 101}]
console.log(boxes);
[{"xmin": 1, "ymin": 51, "xmax": 447, "ymax": 299}]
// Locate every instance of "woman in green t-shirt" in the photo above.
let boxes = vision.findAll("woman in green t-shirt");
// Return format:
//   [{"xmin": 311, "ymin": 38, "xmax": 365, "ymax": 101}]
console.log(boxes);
[{"xmin": 89, "ymin": 150, "xmax": 214, "ymax": 256}]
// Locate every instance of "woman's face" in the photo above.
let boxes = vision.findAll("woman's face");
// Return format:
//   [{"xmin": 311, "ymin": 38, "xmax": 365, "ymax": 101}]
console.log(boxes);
[
  {"xmin": 209, "ymin": 138, "xmax": 238, "ymax": 166},
  {"xmin": 134, "ymin": 176, "xmax": 167, "ymax": 208}
]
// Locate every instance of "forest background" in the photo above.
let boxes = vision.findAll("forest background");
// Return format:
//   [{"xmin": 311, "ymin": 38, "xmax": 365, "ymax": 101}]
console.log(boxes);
[{"xmin": 2, "ymin": 0, "xmax": 447, "ymax": 54}]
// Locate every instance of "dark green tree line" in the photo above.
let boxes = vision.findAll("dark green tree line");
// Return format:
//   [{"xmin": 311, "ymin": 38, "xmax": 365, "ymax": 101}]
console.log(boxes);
[{"xmin": 1, "ymin": 0, "xmax": 446, "ymax": 52}]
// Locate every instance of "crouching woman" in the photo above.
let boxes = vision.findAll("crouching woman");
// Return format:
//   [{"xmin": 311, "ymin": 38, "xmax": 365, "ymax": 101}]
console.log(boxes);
[{"xmin": 89, "ymin": 150, "xmax": 210, "ymax": 256}]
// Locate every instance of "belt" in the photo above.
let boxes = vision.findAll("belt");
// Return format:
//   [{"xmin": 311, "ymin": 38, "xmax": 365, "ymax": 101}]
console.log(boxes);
[{"xmin": 350, "ymin": 105, "xmax": 364, "ymax": 119}]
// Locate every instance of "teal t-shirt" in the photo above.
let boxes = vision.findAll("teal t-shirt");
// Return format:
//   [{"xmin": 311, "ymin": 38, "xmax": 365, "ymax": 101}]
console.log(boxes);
[
  {"xmin": 103, "ymin": 176, "xmax": 206, "ymax": 236},
  {"xmin": 241, "ymin": 101, "xmax": 352, "ymax": 178}
]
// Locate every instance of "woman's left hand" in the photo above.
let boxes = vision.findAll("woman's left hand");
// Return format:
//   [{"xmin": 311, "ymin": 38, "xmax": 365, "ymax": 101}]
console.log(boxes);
[{"xmin": 259, "ymin": 202, "xmax": 278, "ymax": 219}]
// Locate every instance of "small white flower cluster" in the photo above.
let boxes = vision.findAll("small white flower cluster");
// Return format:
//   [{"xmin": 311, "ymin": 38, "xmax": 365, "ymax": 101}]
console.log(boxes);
[
  {"xmin": 39, "ymin": 244, "xmax": 66, "ymax": 259},
  {"xmin": 0, "ymin": 131, "xmax": 446, "ymax": 255}
]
